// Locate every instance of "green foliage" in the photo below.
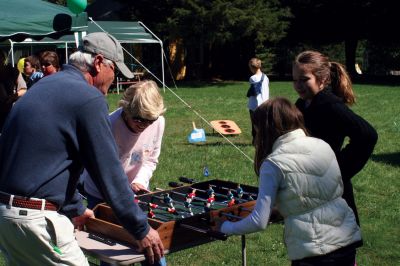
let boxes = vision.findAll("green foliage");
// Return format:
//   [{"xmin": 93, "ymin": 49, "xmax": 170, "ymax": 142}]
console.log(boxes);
[
  {"xmin": 164, "ymin": 0, "xmax": 291, "ymax": 76},
  {"xmin": 365, "ymin": 41, "xmax": 400, "ymax": 75},
  {"xmin": 126, "ymin": 0, "xmax": 292, "ymax": 78}
]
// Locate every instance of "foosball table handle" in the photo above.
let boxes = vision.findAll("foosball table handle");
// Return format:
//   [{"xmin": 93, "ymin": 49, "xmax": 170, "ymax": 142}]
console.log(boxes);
[
  {"xmin": 206, "ymin": 229, "xmax": 228, "ymax": 241},
  {"xmin": 179, "ymin": 176, "xmax": 197, "ymax": 184},
  {"xmin": 179, "ymin": 223, "xmax": 228, "ymax": 241},
  {"xmin": 168, "ymin": 181, "xmax": 184, "ymax": 188}
]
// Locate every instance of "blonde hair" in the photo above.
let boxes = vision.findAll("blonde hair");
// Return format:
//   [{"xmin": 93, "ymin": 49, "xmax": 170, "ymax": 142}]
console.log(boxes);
[
  {"xmin": 249, "ymin": 57, "xmax": 262, "ymax": 72},
  {"xmin": 119, "ymin": 80, "xmax": 166, "ymax": 120},
  {"xmin": 294, "ymin": 51, "xmax": 355, "ymax": 105}
]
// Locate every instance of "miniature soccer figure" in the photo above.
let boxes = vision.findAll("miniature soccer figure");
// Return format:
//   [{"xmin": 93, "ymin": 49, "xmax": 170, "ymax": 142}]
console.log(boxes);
[
  {"xmin": 204, "ymin": 192, "xmax": 215, "ymax": 212},
  {"xmin": 208, "ymin": 192, "xmax": 215, "ymax": 205},
  {"xmin": 184, "ymin": 189, "xmax": 196, "ymax": 215},
  {"xmin": 149, "ymin": 203, "xmax": 158, "ymax": 209},
  {"xmin": 227, "ymin": 190, "xmax": 235, "ymax": 207},
  {"xmin": 184, "ymin": 200, "xmax": 194, "ymax": 215},
  {"xmin": 147, "ymin": 206, "xmax": 156, "ymax": 219},
  {"xmin": 163, "ymin": 193, "xmax": 174, "ymax": 208},
  {"xmin": 236, "ymin": 184, "xmax": 244, "ymax": 199},
  {"xmin": 134, "ymin": 196, "xmax": 139, "ymax": 204},
  {"xmin": 204, "ymin": 201, "xmax": 211, "ymax": 212},
  {"xmin": 186, "ymin": 189, "xmax": 196, "ymax": 203},
  {"xmin": 167, "ymin": 207, "xmax": 184, "ymax": 218},
  {"xmin": 167, "ymin": 207, "xmax": 178, "ymax": 215},
  {"xmin": 206, "ymin": 184, "xmax": 214, "ymax": 197}
]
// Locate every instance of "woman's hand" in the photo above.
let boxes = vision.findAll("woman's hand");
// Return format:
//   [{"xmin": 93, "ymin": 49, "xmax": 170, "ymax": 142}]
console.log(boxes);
[
  {"xmin": 211, "ymin": 216, "xmax": 226, "ymax": 231},
  {"xmin": 131, "ymin": 183, "xmax": 151, "ymax": 194}
]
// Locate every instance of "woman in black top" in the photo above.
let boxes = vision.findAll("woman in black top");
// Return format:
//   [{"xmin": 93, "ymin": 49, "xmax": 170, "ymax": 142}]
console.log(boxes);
[{"xmin": 292, "ymin": 50, "xmax": 378, "ymax": 227}]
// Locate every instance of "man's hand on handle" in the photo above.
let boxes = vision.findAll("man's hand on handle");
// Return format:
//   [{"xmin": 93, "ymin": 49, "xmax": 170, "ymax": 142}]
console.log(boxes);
[
  {"xmin": 72, "ymin": 208, "xmax": 95, "ymax": 231},
  {"xmin": 136, "ymin": 227, "xmax": 165, "ymax": 265}
]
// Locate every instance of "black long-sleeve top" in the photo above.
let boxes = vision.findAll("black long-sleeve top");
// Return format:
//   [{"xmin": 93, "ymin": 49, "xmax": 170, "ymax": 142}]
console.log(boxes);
[
  {"xmin": 0, "ymin": 65, "xmax": 149, "ymax": 240},
  {"xmin": 296, "ymin": 88, "xmax": 377, "ymax": 227},
  {"xmin": 296, "ymin": 89, "xmax": 378, "ymax": 182}
]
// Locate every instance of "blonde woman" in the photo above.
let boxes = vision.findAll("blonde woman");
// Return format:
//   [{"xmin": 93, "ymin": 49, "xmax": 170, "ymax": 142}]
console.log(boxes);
[
  {"xmin": 84, "ymin": 80, "xmax": 166, "ymax": 202},
  {"xmin": 83, "ymin": 80, "xmax": 166, "ymax": 266}
]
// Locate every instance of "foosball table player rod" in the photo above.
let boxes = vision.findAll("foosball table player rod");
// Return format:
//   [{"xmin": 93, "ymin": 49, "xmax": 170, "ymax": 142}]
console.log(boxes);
[
  {"xmin": 168, "ymin": 182, "xmax": 248, "ymax": 204},
  {"xmin": 177, "ymin": 176, "xmax": 257, "ymax": 199},
  {"xmin": 210, "ymin": 184, "xmax": 257, "ymax": 198},
  {"xmin": 169, "ymin": 191, "xmax": 227, "ymax": 207},
  {"xmin": 151, "ymin": 194, "xmax": 205, "ymax": 213}
]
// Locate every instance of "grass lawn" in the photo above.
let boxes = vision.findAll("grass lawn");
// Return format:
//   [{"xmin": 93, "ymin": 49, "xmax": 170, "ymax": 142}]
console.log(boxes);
[{"xmin": 1, "ymin": 80, "xmax": 399, "ymax": 265}]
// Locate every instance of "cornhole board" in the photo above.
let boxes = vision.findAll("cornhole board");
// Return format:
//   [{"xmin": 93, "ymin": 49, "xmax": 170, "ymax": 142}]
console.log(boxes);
[{"xmin": 210, "ymin": 120, "xmax": 242, "ymax": 135}]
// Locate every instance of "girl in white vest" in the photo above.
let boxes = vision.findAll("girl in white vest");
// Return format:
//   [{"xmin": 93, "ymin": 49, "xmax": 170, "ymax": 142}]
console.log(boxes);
[{"xmin": 219, "ymin": 97, "xmax": 361, "ymax": 265}]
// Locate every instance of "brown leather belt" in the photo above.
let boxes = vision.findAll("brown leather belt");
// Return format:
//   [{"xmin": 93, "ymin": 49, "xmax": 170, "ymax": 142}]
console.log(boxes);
[{"xmin": 0, "ymin": 193, "xmax": 58, "ymax": 211}]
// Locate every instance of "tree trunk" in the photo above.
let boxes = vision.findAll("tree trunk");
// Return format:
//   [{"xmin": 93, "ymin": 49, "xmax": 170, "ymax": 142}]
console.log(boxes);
[
  {"xmin": 345, "ymin": 38, "xmax": 358, "ymax": 77},
  {"xmin": 168, "ymin": 38, "xmax": 186, "ymax": 80}
]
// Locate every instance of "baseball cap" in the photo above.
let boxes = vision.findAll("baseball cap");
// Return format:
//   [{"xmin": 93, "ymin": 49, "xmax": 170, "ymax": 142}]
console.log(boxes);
[{"xmin": 81, "ymin": 32, "xmax": 134, "ymax": 79}]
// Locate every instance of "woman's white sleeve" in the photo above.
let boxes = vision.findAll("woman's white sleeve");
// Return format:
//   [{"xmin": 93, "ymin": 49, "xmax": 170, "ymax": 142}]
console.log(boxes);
[{"xmin": 220, "ymin": 161, "xmax": 281, "ymax": 235}]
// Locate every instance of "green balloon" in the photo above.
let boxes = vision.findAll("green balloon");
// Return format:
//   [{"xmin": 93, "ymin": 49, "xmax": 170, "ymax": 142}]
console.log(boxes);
[{"xmin": 67, "ymin": 0, "xmax": 87, "ymax": 15}]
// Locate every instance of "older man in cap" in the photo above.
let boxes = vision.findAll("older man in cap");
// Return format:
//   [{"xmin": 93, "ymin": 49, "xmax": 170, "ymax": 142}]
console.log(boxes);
[{"xmin": 0, "ymin": 32, "xmax": 164, "ymax": 265}]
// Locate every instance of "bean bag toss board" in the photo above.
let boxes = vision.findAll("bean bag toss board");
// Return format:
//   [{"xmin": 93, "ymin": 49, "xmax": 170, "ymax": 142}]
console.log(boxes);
[{"xmin": 210, "ymin": 120, "xmax": 241, "ymax": 135}]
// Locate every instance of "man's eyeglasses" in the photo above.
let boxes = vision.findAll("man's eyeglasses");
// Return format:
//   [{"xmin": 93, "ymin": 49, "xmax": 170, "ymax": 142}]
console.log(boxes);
[
  {"xmin": 104, "ymin": 62, "xmax": 119, "ymax": 76},
  {"xmin": 131, "ymin": 116, "xmax": 157, "ymax": 125}
]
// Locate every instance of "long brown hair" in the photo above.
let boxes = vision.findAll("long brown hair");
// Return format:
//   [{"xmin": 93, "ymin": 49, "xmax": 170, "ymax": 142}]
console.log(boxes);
[
  {"xmin": 253, "ymin": 97, "xmax": 308, "ymax": 175},
  {"xmin": 294, "ymin": 51, "xmax": 355, "ymax": 105}
]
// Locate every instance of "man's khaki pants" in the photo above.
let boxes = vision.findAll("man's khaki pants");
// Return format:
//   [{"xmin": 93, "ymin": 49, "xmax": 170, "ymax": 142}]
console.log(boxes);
[{"xmin": 0, "ymin": 203, "xmax": 89, "ymax": 266}]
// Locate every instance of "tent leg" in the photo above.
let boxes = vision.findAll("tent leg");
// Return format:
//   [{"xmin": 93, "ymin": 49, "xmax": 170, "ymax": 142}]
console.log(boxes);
[
  {"xmin": 65, "ymin": 43, "xmax": 68, "ymax": 63},
  {"xmin": 160, "ymin": 44, "xmax": 165, "ymax": 92},
  {"xmin": 9, "ymin": 40, "xmax": 15, "ymax": 66}
]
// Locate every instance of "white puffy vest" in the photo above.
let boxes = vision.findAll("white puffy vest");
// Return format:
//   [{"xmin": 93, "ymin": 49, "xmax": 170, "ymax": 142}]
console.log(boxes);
[{"xmin": 267, "ymin": 129, "xmax": 361, "ymax": 260}]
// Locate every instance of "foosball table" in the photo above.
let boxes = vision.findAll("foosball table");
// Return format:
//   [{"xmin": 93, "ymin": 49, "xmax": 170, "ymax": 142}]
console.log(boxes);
[{"xmin": 81, "ymin": 179, "xmax": 258, "ymax": 262}]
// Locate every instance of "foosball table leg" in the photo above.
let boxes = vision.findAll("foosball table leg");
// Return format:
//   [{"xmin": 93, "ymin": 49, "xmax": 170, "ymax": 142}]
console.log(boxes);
[{"xmin": 242, "ymin": 235, "xmax": 246, "ymax": 266}]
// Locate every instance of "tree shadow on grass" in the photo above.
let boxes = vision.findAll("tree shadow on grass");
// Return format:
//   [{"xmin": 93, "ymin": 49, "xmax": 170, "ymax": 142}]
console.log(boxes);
[
  {"xmin": 205, "ymin": 132, "xmax": 244, "ymax": 137},
  {"xmin": 184, "ymin": 142, "xmax": 253, "ymax": 147},
  {"xmin": 371, "ymin": 152, "xmax": 400, "ymax": 167}
]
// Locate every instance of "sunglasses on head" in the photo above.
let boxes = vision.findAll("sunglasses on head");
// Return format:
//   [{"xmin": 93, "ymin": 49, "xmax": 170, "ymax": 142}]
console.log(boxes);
[{"xmin": 42, "ymin": 62, "xmax": 52, "ymax": 67}]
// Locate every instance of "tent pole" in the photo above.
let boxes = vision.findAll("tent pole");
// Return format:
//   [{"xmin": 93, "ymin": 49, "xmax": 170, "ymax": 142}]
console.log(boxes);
[
  {"xmin": 65, "ymin": 42, "xmax": 68, "ymax": 63},
  {"xmin": 9, "ymin": 40, "xmax": 15, "ymax": 66},
  {"xmin": 160, "ymin": 43, "xmax": 165, "ymax": 92}
]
